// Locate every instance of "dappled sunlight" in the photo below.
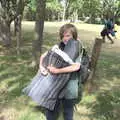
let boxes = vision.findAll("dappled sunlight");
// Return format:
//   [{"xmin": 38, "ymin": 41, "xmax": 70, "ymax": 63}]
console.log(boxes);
[
  {"xmin": 99, "ymin": 78, "xmax": 120, "ymax": 91},
  {"xmin": 102, "ymin": 43, "xmax": 120, "ymax": 53},
  {"xmin": 94, "ymin": 52, "xmax": 120, "ymax": 99},
  {"xmin": 111, "ymin": 64, "xmax": 120, "ymax": 70},
  {"xmin": 0, "ymin": 107, "xmax": 19, "ymax": 120},
  {"xmin": 80, "ymin": 94, "xmax": 96, "ymax": 105},
  {"xmin": 89, "ymin": 89, "xmax": 120, "ymax": 120},
  {"xmin": 18, "ymin": 107, "xmax": 45, "ymax": 120},
  {"xmin": 0, "ymin": 75, "xmax": 24, "ymax": 103},
  {"xmin": 0, "ymin": 67, "xmax": 13, "ymax": 77},
  {"xmin": 1, "ymin": 75, "xmax": 22, "ymax": 85},
  {"xmin": 0, "ymin": 57, "xmax": 36, "ymax": 111},
  {"xmin": 97, "ymin": 52, "xmax": 120, "ymax": 79},
  {"xmin": 74, "ymin": 105, "xmax": 96, "ymax": 120}
]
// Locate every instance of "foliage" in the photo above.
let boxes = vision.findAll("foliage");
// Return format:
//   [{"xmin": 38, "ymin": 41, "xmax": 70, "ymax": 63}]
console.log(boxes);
[
  {"xmin": 21, "ymin": 0, "xmax": 120, "ymax": 23},
  {"xmin": 46, "ymin": 0, "xmax": 62, "ymax": 21},
  {"xmin": 0, "ymin": 0, "xmax": 28, "ymax": 23},
  {"xmin": 27, "ymin": 0, "xmax": 36, "ymax": 12},
  {"xmin": 23, "ymin": 0, "xmax": 36, "ymax": 20},
  {"xmin": 0, "ymin": 0, "xmax": 17, "ymax": 23}
]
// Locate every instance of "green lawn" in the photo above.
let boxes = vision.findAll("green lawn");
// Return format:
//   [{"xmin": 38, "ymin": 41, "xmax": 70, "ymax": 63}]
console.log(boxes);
[{"xmin": 0, "ymin": 22, "xmax": 120, "ymax": 120}]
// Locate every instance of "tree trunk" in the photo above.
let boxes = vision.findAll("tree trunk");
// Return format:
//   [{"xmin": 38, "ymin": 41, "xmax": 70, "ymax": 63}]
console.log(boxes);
[
  {"xmin": 0, "ymin": 18, "xmax": 11, "ymax": 47},
  {"xmin": 14, "ymin": 0, "xmax": 26, "ymax": 54},
  {"xmin": 58, "ymin": 12, "xmax": 60, "ymax": 21},
  {"xmin": 90, "ymin": 38, "xmax": 103, "ymax": 79},
  {"xmin": 32, "ymin": 0, "xmax": 46, "ymax": 67},
  {"xmin": 16, "ymin": 15, "xmax": 22, "ymax": 55},
  {"xmin": 62, "ymin": 5, "xmax": 66, "ymax": 21},
  {"xmin": 14, "ymin": 19, "xmax": 17, "ymax": 36},
  {"xmin": 62, "ymin": 0, "xmax": 69, "ymax": 21},
  {"xmin": 75, "ymin": 9, "xmax": 78, "ymax": 22}
]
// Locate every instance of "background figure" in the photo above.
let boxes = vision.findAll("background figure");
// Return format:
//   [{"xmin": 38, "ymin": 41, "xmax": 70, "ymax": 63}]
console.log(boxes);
[{"xmin": 101, "ymin": 18, "xmax": 115, "ymax": 44}]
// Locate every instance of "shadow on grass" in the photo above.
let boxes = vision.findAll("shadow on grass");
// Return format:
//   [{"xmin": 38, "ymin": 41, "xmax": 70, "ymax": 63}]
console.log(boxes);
[
  {"xmin": 94, "ymin": 52, "xmax": 120, "ymax": 90},
  {"xmin": 0, "ymin": 54, "xmax": 37, "ymax": 110},
  {"xmin": 80, "ymin": 52, "xmax": 120, "ymax": 120},
  {"xmin": 0, "ymin": 30, "xmax": 60, "ymax": 115},
  {"xmin": 83, "ymin": 87, "xmax": 120, "ymax": 120}
]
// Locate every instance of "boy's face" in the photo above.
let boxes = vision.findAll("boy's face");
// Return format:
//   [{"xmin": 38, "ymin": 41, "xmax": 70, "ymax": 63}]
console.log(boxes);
[{"xmin": 63, "ymin": 31, "xmax": 73, "ymax": 44}]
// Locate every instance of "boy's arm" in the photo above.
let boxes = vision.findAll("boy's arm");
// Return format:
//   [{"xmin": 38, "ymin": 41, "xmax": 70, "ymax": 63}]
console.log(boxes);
[
  {"xmin": 39, "ymin": 51, "xmax": 48, "ymax": 75},
  {"xmin": 47, "ymin": 40, "xmax": 81, "ymax": 74},
  {"xmin": 39, "ymin": 52, "xmax": 47, "ymax": 68},
  {"xmin": 47, "ymin": 63, "xmax": 80, "ymax": 74}
]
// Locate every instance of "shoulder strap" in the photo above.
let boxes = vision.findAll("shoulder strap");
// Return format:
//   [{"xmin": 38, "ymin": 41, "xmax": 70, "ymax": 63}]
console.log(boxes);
[{"xmin": 79, "ymin": 40, "xmax": 84, "ymax": 63}]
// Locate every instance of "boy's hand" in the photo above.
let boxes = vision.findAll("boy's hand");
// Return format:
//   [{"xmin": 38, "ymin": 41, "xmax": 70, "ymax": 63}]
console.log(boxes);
[
  {"xmin": 40, "ymin": 66, "xmax": 48, "ymax": 75},
  {"xmin": 47, "ymin": 65, "xmax": 59, "ymax": 74}
]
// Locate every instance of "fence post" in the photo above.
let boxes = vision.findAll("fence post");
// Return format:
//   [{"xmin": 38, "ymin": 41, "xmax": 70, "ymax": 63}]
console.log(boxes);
[{"xmin": 86, "ymin": 38, "xmax": 103, "ymax": 93}]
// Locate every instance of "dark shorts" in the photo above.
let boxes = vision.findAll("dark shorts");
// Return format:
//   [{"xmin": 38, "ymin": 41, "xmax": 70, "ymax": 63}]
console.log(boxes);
[
  {"xmin": 101, "ymin": 29, "xmax": 109, "ymax": 37},
  {"xmin": 101, "ymin": 29, "xmax": 115, "ymax": 37}
]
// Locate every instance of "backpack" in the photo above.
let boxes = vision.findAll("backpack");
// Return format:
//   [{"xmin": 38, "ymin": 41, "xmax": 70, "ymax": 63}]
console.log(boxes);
[
  {"xmin": 78, "ymin": 41, "xmax": 91, "ymax": 84},
  {"xmin": 79, "ymin": 48, "xmax": 91, "ymax": 84},
  {"xmin": 75, "ymin": 46, "xmax": 91, "ymax": 104}
]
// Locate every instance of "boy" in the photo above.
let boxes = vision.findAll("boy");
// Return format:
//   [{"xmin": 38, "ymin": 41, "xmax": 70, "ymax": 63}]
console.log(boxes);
[{"xmin": 40, "ymin": 24, "xmax": 81, "ymax": 120}]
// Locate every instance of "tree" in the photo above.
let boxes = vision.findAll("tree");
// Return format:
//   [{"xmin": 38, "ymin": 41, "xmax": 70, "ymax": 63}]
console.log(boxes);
[
  {"xmin": 46, "ymin": 0, "xmax": 62, "ymax": 21},
  {"xmin": 67, "ymin": 0, "xmax": 83, "ymax": 22},
  {"xmin": 114, "ymin": 0, "xmax": 120, "ymax": 21},
  {"xmin": 0, "ymin": 0, "xmax": 15, "ymax": 46},
  {"xmin": 0, "ymin": 0, "xmax": 27, "ymax": 47},
  {"xmin": 23, "ymin": 0, "xmax": 36, "ymax": 20},
  {"xmin": 100, "ymin": 0, "xmax": 120, "ymax": 21},
  {"xmin": 32, "ymin": 0, "xmax": 46, "ymax": 66},
  {"xmin": 15, "ymin": 0, "xmax": 28, "ymax": 55},
  {"xmin": 82, "ymin": 0, "xmax": 101, "ymax": 23}
]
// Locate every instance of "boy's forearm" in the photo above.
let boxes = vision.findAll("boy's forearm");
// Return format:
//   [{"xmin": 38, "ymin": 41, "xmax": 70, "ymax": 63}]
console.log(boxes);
[
  {"xmin": 39, "ymin": 52, "xmax": 47, "ymax": 68},
  {"xmin": 58, "ymin": 63, "xmax": 80, "ymax": 73},
  {"xmin": 47, "ymin": 63, "xmax": 80, "ymax": 74}
]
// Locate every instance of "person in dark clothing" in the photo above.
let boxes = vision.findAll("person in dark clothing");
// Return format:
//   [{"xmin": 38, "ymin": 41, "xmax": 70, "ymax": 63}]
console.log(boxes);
[{"xmin": 101, "ymin": 18, "xmax": 115, "ymax": 44}]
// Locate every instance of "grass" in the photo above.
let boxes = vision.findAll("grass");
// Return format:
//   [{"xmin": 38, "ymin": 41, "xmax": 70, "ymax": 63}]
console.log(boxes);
[{"xmin": 0, "ymin": 21, "xmax": 120, "ymax": 120}]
